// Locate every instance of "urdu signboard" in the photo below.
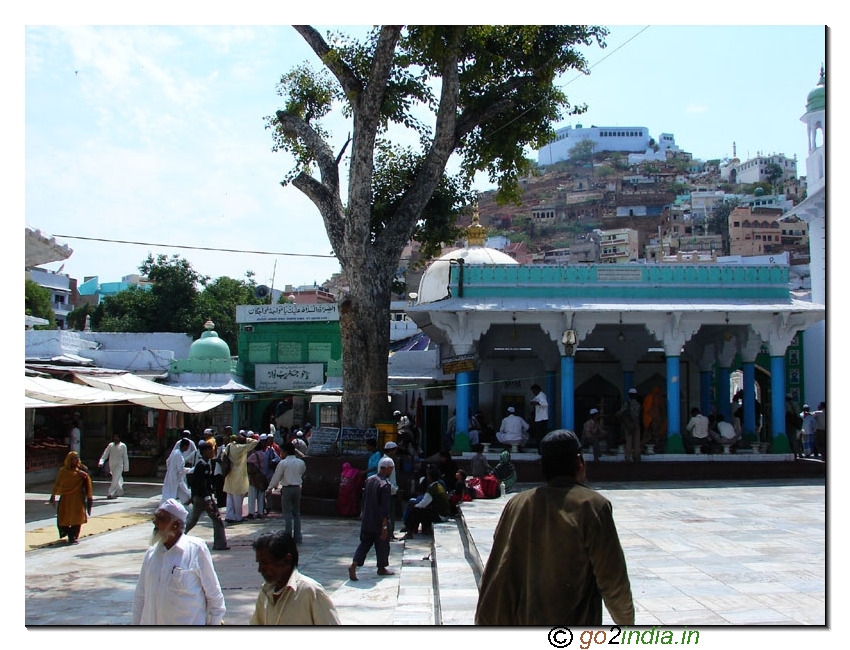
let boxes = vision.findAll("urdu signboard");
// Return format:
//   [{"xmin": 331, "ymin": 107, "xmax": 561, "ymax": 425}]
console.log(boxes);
[
  {"xmin": 255, "ymin": 363, "xmax": 324, "ymax": 391},
  {"xmin": 237, "ymin": 303, "xmax": 340, "ymax": 323}
]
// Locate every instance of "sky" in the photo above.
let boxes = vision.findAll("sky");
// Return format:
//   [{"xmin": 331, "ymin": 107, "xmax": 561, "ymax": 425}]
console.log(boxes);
[{"xmin": 14, "ymin": 14, "xmax": 830, "ymax": 293}]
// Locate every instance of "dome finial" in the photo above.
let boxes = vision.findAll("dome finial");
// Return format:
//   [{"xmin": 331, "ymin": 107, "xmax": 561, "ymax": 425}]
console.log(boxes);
[
  {"xmin": 204, "ymin": 318, "xmax": 215, "ymax": 331},
  {"xmin": 466, "ymin": 202, "xmax": 487, "ymax": 247}
]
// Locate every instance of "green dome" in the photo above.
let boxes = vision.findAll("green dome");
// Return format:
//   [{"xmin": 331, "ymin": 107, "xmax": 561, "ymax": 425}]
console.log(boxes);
[
  {"xmin": 189, "ymin": 320, "xmax": 231, "ymax": 360},
  {"xmin": 754, "ymin": 187, "xmax": 765, "ymax": 196},
  {"xmin": 806, "ymin": 67, "xmax": 825, "ymax": 113}
]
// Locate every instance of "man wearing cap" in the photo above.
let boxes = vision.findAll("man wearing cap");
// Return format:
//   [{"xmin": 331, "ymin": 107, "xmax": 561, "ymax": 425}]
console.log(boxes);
[
  {"xmin": 496, "ymin": 406, "xmax": 530, "ymax": 450},
  {"xmin": 185, "ymin": 442, "xmax": 230, "ymax": 550},
  {"xmin": 615, "ymin": 388, "xmax": 642, "ymax": 462},
  {"xmin": 582, "ymin": 408, "xmax": 607, "ymax": 461},
  {"xmin": 475, "ymin": 430, "xmax": 634, "ymax": 626},
  {"xmin": 382, "ymin": 441, "xmax": 401, "ymax": 538},
  {"xmin": 132, "ymin": 499, "xmax": 226, "ymax": 625},
  {"xmin": 349, "ymin": 456, "xmax": 396, "ymax": 580}
]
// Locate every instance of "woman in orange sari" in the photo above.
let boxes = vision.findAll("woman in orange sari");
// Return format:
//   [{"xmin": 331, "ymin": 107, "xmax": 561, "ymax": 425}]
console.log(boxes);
[{"xmin": 49, "ymin": 451, "xmax": 93, "ymax": 544}]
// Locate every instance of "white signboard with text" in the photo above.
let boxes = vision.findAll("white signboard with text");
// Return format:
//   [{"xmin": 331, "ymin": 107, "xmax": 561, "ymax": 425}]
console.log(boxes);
[
  {"xmin": 237, "ymin": 303, "xmax": 340, "ymax": 323},
  {"xmin": 255, "ymin": 364, "xmax": 324, "ymax": 391}
]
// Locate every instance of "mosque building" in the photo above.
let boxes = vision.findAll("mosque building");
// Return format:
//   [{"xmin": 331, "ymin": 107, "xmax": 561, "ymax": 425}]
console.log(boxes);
[{"xmin": 408, "ymin": 64, "xmax": 830, "ymax": 459}]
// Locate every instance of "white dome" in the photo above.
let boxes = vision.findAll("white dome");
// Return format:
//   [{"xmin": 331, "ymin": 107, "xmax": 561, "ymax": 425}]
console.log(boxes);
[{"xmin": 417, "ymin": 246, "xmax": 518, "ymax": 304}]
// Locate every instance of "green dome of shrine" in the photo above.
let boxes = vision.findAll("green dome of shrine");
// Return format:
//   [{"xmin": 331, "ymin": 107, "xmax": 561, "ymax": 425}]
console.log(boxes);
[
  {"xmin": 806, "ymin": 66, "xmax": 825, "ymax": 113},
  {"xmin": 188, "ymin": 319, "xmax": 231, "ymax": 360}
]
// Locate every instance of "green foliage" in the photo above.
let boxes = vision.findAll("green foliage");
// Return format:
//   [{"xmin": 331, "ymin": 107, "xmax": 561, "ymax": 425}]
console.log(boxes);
[
  {"xmin": 197, "ymin": 276, "xmax": 263, "ymax": 350},
  {"xmin": 25, "ymin": 279, "xmax": 55, "ymax": 327},
  {"xmin": 707, "ymin": 197, "xmax": 739, "ymax": 255},
  {"xmin": 764, "ymin": 162, "xmax": 784, "ymax": 186},
  {"xmin": 569, "ymin": 139, "xmax": 597, "ymax": 163},
  {"xmin": 593, "ymin": 165, "xmax": 617, "ymax": 178},
  {"xmin": 372, "ymin": 146, "xmax": 474, "ymax": 264},
  {"xmin": 83, "ymin": 255, "xmax": 257, "ymax": 352},
  {"xmin": 269, "ymin": 25, "xmax": 607, "ymax": 211},
  {"xmin": 138, "ymin": 254, "xmax": 207, "ymax": 334},
  {"xmin": 95, "ymin": 285, "xmax": 156, "ymax": 332},
  {"xmin": 66, "ymin": 303, "xmax": 94, "ymax": 331}
]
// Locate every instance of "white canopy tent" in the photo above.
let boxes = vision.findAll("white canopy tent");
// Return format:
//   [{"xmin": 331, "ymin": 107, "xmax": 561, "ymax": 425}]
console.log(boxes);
[
  {"xmin": 24, "ymin": 373, "xmax": 230, "ymax": 414},
  {"xmin": 76, "ymin": 373, "xmax": 231, "ymax": 413},
  {"xmin": 25, "ymin": 376, "xmax": 138, "ymax": 408}
]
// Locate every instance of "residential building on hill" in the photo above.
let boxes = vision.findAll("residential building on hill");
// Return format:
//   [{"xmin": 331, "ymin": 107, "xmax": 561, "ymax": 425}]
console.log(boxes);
[{"xmin": 729, "ymin": 206, "xmax": 807, "ymax": 257}]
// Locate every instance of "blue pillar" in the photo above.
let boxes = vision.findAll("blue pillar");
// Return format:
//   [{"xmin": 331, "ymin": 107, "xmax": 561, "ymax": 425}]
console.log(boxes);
[
  {"xmin": 560, "ymin": 355, "xmax": 575, "ymax": 432},
  {"xmin": 700, "ymin": 371, "xmax": 713, "ymax": 417},
  {"xmin": 453, "ymin": 371, "xmax": 472, "ymax": 452},
  {"xmin": 742, "ymin": 362, "xmax": 757, "ymax": 442},
  {"xmin": 470, "ymin": 371, "xmax": 480, "ymax": 416},
  {"xmin": 770, "ymin": 356, "xmax": 791, "ymax": 453},
  {"xmin": 665, "ymin": 355, "xmax": 684, "ymax": 453},
  {"xmin": 717, "ymin": 366, "xmax": 732, "ymax": 422},
  {"xmin": 622, "ymin": 370, "xmax": 635, "ymax": 398},
  {"xmin": 546, "ymin": 370, "xmax": 557, "ymax": 430}
]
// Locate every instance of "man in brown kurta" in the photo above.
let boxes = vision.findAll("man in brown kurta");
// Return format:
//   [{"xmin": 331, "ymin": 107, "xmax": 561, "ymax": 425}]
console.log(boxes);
[{"xmin": 475, "ymin": 429, "xmax": 634, "ymax": 626}]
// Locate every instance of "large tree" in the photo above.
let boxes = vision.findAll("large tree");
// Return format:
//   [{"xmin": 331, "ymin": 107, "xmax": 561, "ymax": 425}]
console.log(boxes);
[
  {"xmin": 69, "ymin": 255, "xmax": 261, "ymax": 351},
  {"xmin": 268, "ymin": 25, "xmax": 607, "ymax": 428},
  {"xmin": 25, "ymin": 278, "xmax": 55, "ymax": 327}
]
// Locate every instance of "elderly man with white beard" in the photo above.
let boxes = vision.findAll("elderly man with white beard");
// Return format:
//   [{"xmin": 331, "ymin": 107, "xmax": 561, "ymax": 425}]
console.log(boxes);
[{"xmin": 132, "ymin": 499, "xmax": 226, "ymax": 625}]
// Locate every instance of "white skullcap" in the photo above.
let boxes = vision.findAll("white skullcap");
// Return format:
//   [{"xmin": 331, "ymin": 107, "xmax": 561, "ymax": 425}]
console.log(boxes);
[
  {"xmin": 156, "ymin": 498, "xmax": 188, "ymax": 524},
  {"xmin": 378, "ymin": 457, "xmax": 395, "ymax": 469},
  {"xmin": 182, "ymin": 430, "xmax": 191, "ymax": 435},
  {"xmin": 507, "ymin": 406, "xmax": 515, "ymax": 413},
  {"xmin": 384, "ymin": 441, "xmax": 398, "ymax": 450},
  {"xmin": 259, "ymin": 434, "xmax": 268, "ymax": 440},
  {"xmin": 589, "ymin": 408, "xmax": 599, "ymax": 415}
]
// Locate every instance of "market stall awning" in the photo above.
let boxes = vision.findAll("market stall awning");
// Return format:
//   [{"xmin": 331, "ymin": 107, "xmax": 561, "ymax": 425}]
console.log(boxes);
[
  {"xmin": 76, "ymin": 373, "xmax": 231, "ymax": 413},
  {"xmin": 25, "ymin": 375, "xmax": 139, "ymax": 408}
]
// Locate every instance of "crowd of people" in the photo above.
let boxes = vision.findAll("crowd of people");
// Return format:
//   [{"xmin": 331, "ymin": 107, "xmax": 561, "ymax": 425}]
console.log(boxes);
[{"xmin": 45, "ymin": 390, "xmax": 823, "ymax": 626}]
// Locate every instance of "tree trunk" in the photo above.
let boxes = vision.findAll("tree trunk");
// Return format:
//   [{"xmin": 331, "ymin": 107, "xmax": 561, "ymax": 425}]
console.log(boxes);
[{"xmin": 339, "ymin": 260, "xmax": 394, "ymax": 429}]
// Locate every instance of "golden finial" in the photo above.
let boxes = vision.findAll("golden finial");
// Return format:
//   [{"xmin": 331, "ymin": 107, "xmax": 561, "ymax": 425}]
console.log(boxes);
[{"xmin": 466, "ymin": 203, "xmax": 487, "ymax": 247}]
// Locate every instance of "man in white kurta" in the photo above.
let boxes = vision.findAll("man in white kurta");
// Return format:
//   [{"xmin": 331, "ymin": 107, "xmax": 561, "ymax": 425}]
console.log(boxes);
[
  {"xmin": 133, "ymin": 499, "xmax": 226, "ymax": 625},
  {"xmin": 162, "ymin": 439, "xmax": 191, "ymax": 505},
  {"xmin": 497, "ymin": 407, "xmax": 530, "ymax": 447},
  {"xmin": 98, "ymin": 433, "xmax": 130, "ymax": 498}
]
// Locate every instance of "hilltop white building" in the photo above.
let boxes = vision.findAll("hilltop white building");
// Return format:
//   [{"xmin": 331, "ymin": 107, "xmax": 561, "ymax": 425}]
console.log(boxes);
[{"xmin": 537, "ymin": 123, "xmax": 680, "ymax": 166}]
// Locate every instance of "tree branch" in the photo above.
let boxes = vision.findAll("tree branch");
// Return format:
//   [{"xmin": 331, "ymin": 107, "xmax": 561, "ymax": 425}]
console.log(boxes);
[
  {"xmin": 347, "ymin": 27, "xmax": 403, "ymax": 218},
  {"xmin": 275, "ymin": 110, "xmax": 346, "ymax": 251},
  {"xmin": 292, "ymin": 25, "xmax": 363, "ymax": 97},
  {"xmin": 380, "ymin": 28, "xmax": 463, "ymax": 249}
]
